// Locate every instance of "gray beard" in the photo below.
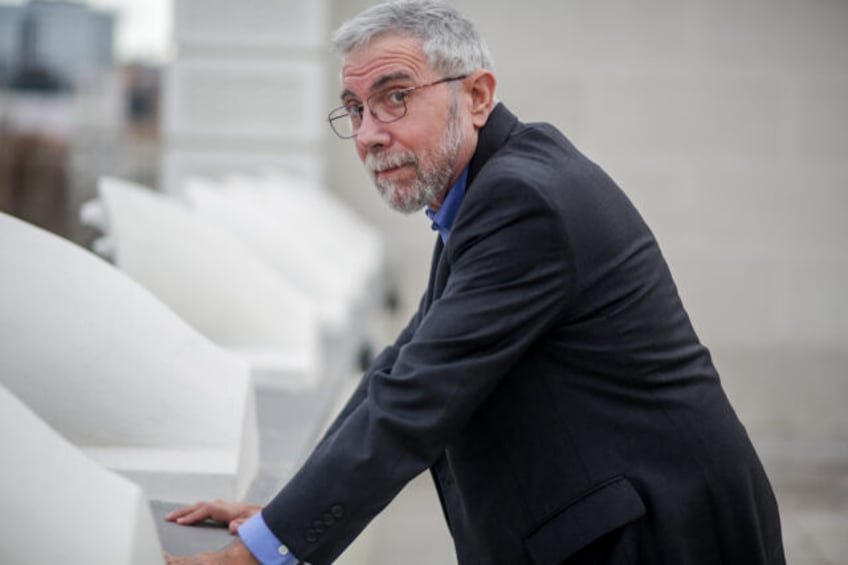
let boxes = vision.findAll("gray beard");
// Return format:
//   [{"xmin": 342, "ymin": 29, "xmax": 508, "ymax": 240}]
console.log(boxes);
[{"xmin": 367, "ymin": 101, "xmax": 463, "ymax": 214}]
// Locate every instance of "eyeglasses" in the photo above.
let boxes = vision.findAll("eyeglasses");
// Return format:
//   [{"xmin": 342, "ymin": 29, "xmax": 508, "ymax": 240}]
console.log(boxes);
[{"xmin": 328, "ymin": 75, "xmax": 468, "ymax": 139}]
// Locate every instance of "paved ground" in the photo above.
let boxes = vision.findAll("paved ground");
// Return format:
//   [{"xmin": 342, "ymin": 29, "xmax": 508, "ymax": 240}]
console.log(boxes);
[{"xmin": 772, "ymin": 459, "xmax": 848, "ymax": 564}]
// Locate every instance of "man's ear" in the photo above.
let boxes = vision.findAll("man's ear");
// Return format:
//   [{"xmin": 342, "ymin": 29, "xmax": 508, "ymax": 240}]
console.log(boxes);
[{"xmin": 467, "ymin": 70, "xmax": 497, "ymax": 129}]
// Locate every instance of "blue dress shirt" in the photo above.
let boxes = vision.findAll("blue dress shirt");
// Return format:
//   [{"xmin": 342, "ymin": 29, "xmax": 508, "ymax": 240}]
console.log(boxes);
[
  {"xmin": 238, "ymin": 512, "xmax": 301, "ymax": 564},
  {"xmin": 238, "ymin": 167, "xmax": 469, "ymax": 565},
  {"xmin": 426, "ymin": 167, "xmax": 469, "ymax": 242}
]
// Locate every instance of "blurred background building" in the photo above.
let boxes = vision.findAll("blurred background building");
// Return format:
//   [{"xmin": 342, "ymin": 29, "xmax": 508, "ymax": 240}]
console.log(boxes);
[
  {"xmin": 0, "ymin": 0, "xmax": 846, "ymax": 563},
  {"xmin": 0, "ymin": 0, "xmax": 159, "ymax": 243}
]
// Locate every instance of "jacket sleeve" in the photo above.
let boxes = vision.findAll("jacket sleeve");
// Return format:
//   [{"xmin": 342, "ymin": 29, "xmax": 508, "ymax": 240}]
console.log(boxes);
[
  {"xmin": 314, "ymin": 290, "xmax": 428, "ymax": 444},
  {"xmin": 260, "ymin": 177, "xmax": 574, "ymax": 564}
]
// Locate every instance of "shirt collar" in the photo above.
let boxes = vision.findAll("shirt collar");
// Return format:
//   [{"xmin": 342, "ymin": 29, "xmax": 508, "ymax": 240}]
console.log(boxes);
[{"xmin": 425, "ymin": 167, "xmax": 469, "ymax": 243}]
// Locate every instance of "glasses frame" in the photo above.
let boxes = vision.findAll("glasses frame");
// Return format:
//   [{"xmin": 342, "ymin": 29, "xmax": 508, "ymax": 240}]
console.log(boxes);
[{"xmin": 328, "ymin": 74, "xmax": 468, "ymax": 139}]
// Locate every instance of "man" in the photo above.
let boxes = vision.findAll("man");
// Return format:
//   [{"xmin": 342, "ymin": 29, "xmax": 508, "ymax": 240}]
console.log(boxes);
[{"xmin": 166, "ymin": 1, "xmax": 785, "ymax": 563}]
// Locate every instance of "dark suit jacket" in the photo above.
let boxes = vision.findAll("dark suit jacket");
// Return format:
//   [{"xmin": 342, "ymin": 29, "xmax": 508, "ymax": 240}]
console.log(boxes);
[{"xmin": 263, "ymin": 104, "xmax": 784, "ymax": 564}]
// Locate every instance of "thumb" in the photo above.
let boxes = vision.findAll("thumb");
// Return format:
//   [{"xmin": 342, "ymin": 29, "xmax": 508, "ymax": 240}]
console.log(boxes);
[{"xmin": 229, "ymin": 518, "xmax": 247, "ymax": 534}]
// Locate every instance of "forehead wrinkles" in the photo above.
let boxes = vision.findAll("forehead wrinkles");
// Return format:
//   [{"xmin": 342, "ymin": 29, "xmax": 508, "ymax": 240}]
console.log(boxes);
[{"xmin": 342, "ymin": 39, "xmax": 429, "ymax": 96}]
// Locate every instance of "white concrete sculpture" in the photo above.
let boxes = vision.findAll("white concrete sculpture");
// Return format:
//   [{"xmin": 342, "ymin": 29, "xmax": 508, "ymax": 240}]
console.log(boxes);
[
  {"xmin": 0, "ymin": 384, "xmax": 165, "ymax": 564},
  {"xmin": 98, "ymin": 176, "xmax": 321, "ymax": 389},
  {"xmin": 78, "ymin": 197, "xmax": 115, "ymax": 259},
  {"xmin": 160, "ymin": 149, "xmax": 323, "ymax": 197},
  {"xmin": 233, "ymin": 171, "xmax": 388, "ymax": 358},
  {"xmin": 239, "ymin": 170, "xmax": 385, "ymax": 301},
  {"xmin": 0, "ymin": 211, "xmax": 259, "ymax": 503},
  {"xmin": 183, "ymin": 171, "xmax": 389, "ymax": 373},
  {"xmin": 79, "ymin": 196, "xmax": 108, "ymax": 231},
  {"xmin": 183, "ymin": 174, "xmax": 353, "ymax": 333},
  {"xmin": 258, "ymin": 170, "xmax": 384, "ymax": 289}
]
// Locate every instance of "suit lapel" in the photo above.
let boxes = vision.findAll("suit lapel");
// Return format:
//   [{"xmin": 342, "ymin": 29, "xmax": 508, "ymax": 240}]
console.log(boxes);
[{"xmin": 423, "ymin": 237, "xmax": 445, "ymax": 311}]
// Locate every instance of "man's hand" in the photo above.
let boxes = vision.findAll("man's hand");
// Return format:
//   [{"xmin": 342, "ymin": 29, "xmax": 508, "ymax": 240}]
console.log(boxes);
[
  {"xmin": 165, "ymin": 499, "xmax": 263, "ymax": 534},
  {"xmin": 164, "ymin": 539, "xmax": 259, "ymax": 564}
]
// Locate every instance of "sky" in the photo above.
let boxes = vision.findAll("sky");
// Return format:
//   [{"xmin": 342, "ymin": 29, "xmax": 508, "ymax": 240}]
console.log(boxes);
[
  {"xmin": 91, "ymin": 0, "xmax": 172, "ymax": 62},
  {"xmin": 1, "ymin": 0, "xmax": 172, "ymax": 62}
]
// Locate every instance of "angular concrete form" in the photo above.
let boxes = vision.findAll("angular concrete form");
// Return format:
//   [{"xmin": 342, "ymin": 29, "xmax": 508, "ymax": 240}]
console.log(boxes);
[
  {"xmin": 0, "ymin": 384, "xmax": 165, "ymax": 564},
  {"xmin": 98, "ymin": 176, "xmax": 321, "ymax": 389},
  {"xmin": 0, "ymin": 211, "xmax": 259, "ymax": 503},
  {"xmin": 258, "ymin": 170, "xmax": 388, "ymax": 345},
  {"xmin": 234, "ymin": 170, "xmax": 384, "ymax": 306},
  {"xmin": 183, "ymin": 171, "xmax": 388, "ymax": 374},
  {"xmin": 183, "ymin": 174, "xmax": 353, "ymax": 333}
]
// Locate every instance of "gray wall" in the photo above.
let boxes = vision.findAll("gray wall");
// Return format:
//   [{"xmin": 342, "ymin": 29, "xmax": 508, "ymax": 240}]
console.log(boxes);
[{"xmin": 324, "ymin": 1, "xmax": 848, "ymax": 457}]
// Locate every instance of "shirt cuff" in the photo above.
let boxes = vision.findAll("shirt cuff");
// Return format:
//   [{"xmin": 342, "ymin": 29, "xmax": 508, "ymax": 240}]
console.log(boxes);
[{"xmin": 238, "ymin": 512, "xmax": 301, "ymax": 565}]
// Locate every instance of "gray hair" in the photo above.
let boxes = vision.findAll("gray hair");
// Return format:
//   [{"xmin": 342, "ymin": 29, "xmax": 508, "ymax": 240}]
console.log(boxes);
[{"xmin": 332, "ymin": 0, "xmax": 494, "ymax": 76}]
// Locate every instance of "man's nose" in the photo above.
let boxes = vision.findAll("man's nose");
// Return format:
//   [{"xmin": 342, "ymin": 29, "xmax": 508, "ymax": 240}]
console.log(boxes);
[{"xmin": 355, "ymin": 108, "xmax": 391, "ymax": 150}]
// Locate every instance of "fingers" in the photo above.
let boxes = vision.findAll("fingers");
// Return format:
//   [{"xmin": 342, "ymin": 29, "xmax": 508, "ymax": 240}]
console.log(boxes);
[
  {"xmin": 163, "ymin": 541, "xmax": 257, "ymax": 564},
  {"xmin": 163, "ymin": 551, "xmax": 191, "ymax": 564},
  {"xmin": 163, "ymin": 551, "xmax": 182, "ymax": 564},
  {"xmin": 229, "ymin": 517, "xmax": 248, "ymax": 534},
  {"xmin": 164, "ymin": 501, "xmax": 223, "ymax": 525},
  {"xmin": 164, "ymin": 500, "xmax": 263, "ymax": 529},
  {"xmin": 164, "ymin": 504, "xmax": 193, "ymax": 522},
  {"xmin": 164, "ymin": 503, "xmax": 201, "ymax": 524},
  {"xmin": 164, "ymin": 550, "xmax": 216, "ymax": 564}
]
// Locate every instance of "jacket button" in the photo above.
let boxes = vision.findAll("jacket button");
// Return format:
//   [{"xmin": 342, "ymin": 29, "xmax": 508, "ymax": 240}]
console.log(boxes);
[
  {"xmin": 330, "ymin": 504, "xmax": 344, "ymax": 518},
  {"xmin": 312, "ymin": 520, "xmax": 326, "ymax": 533},
  {"xmin": 306, "ymin": 529, "xmax": 318, "ymax": 543},
  {"xmin": 278, "ymin": 545, "xmax": 289, "ymax": 555},
  {"xmin": 322, "ymin": 513, "xmax": 335, "ymax": 526}
]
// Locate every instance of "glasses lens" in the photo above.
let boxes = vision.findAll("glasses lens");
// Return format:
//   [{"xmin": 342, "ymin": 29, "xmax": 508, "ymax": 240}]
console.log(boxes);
[
  {"xmin": 328, "ymin": 108, "xmax": 355, "ymax": 138},
  {"xmin": 369, "ymin": 90, "xmax": 407, "ymax": 123}
]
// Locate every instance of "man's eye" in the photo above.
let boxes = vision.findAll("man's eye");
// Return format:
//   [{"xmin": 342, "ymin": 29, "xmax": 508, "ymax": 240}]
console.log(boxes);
[
  {"xmin": 384, "ymin": 89, "xmax": 408, "ymax": 106},
  {"xmin": 345, "ymin": 102, "xmax": 364, "ymax": 116}
]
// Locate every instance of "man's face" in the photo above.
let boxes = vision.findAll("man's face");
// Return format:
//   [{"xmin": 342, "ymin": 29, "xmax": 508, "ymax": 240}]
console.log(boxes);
[{"xmin": 341, "ymin": 34, "xmax": 471, "ymax": 213}]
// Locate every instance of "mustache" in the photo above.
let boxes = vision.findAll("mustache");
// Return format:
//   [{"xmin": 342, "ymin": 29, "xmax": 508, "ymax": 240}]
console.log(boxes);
[{"xmin": 365, "ymin": 151, "xmax": 418, "ymax": 174}]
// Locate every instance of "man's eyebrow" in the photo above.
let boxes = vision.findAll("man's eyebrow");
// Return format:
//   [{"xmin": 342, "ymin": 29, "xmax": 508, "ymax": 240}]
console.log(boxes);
[
  {"xmin": 370, "ymin": 72, "xmax": 414, "ymax": 92},
  {"xmin": 339, "ymin": 71, "xmax": 415, "ymax": 101}
]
